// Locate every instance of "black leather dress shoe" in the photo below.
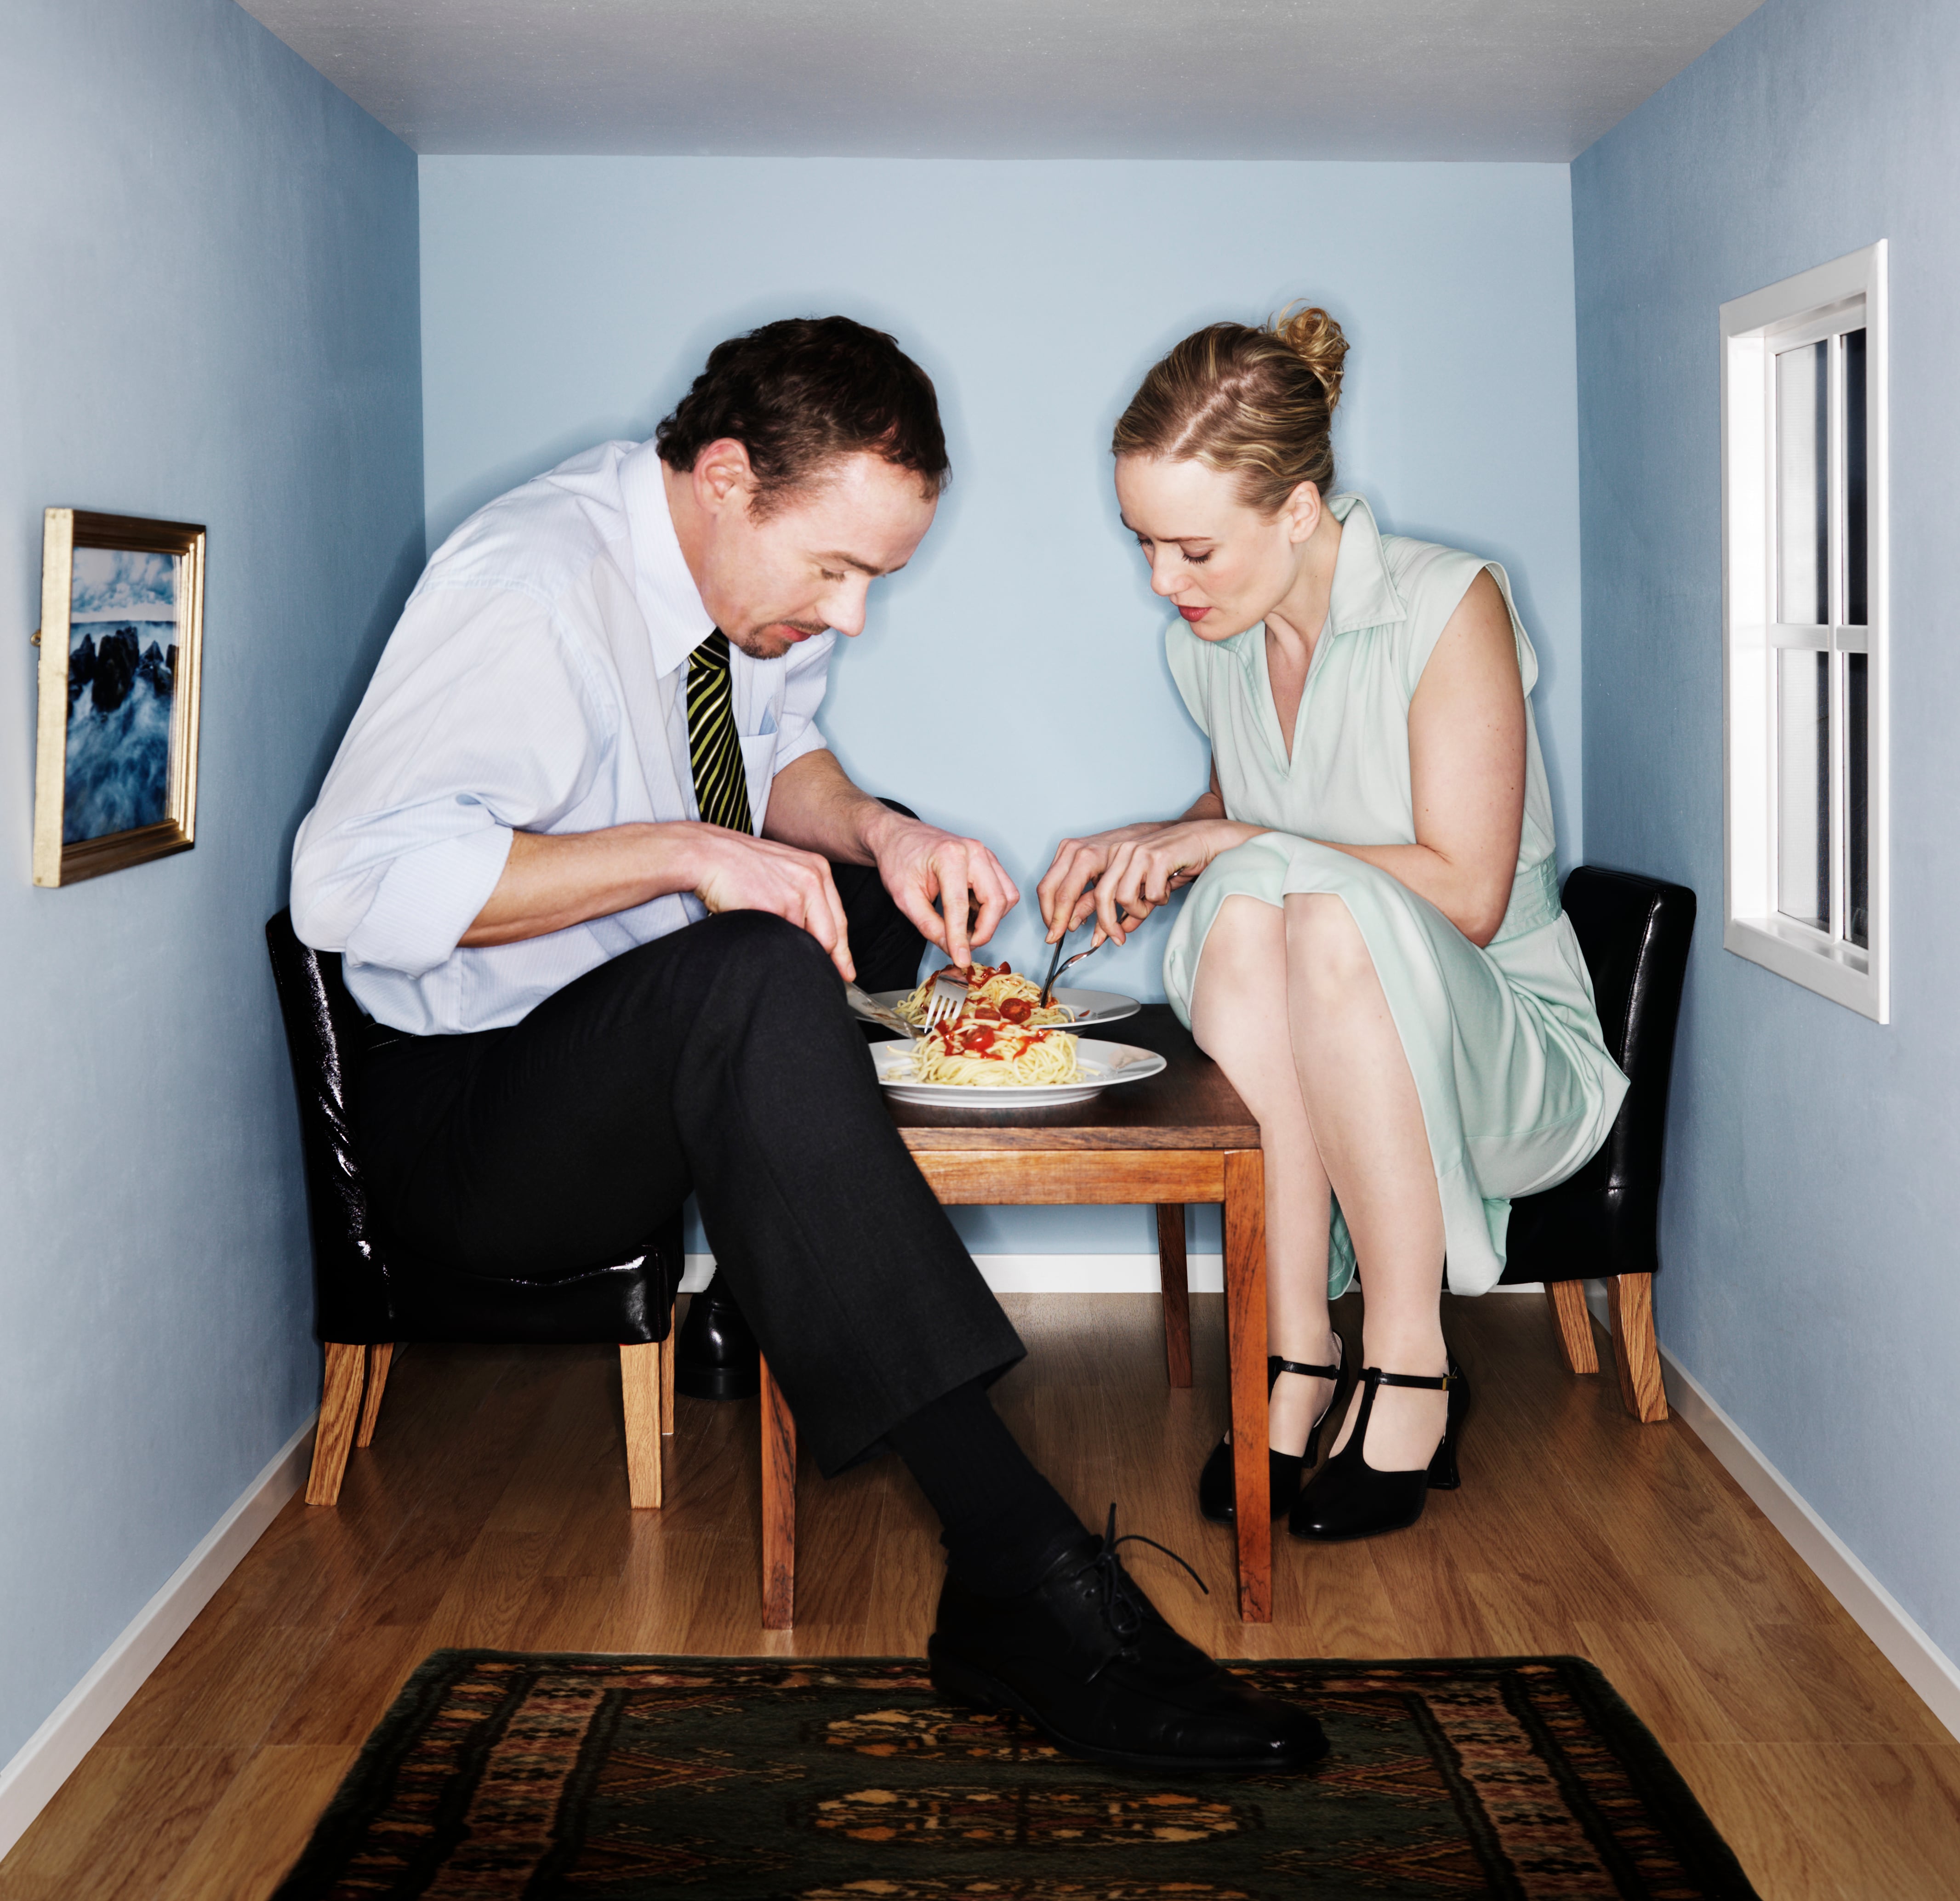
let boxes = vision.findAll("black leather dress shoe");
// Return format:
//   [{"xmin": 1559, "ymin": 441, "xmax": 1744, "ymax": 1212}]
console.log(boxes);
[
  {"xmin": 673, "ymin": 1281, "xmax": 761, "ymax": 1401},
  {"xmin": 928, "ymin": 1508, "xmax": 1329, "ymax": 1775}
]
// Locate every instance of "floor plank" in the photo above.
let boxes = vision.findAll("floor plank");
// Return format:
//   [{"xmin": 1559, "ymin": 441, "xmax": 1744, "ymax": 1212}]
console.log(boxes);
[{"xmin": 5, "ymin": 1290, "xmax": 1958, "ymax": 1899}]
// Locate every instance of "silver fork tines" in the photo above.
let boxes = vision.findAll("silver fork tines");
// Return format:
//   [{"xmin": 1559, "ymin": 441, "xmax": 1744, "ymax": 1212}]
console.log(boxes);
[{"xmin": 925, "ymin": 968, "xmax": 969, "ymax": 1028}]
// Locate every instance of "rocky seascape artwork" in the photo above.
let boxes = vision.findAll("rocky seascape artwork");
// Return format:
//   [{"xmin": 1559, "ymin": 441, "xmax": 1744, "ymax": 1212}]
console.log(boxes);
[{"xmin": 64, "ymin": 548, "xmax": 177, "ymax": 843}]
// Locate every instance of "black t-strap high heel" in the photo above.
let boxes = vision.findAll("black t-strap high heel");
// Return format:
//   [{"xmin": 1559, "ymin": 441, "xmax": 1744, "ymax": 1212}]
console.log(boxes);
[
  {"xmin": 1288, "ymin": 1356, "xmax": 1468, "ymax": 1542},
  {"xmin": 1197, "ymin": 1339, "xmax": 1352, "ymax": 1524}
]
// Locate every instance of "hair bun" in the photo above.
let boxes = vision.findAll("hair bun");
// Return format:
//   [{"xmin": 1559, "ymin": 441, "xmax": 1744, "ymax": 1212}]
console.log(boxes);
[{"xmin": 1270, "ymin": 302, "xmax": 1349, "ymax": 410}]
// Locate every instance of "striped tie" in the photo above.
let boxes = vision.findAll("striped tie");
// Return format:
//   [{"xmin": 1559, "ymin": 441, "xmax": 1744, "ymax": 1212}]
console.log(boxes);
[{"xmin": 686, "ymin": 628, "xmax": 754, "ymax": 834}]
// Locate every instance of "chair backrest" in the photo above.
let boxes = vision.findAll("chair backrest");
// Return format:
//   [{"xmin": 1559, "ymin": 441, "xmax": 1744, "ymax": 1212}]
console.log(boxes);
[
  {"xmin": 267, "ymin": 910, "xmax": 681, "ymax": 1345},
  {"xmin": 1558, "ymin": 866, "xmax": 1697, "ymax": 1199},
  {"xmin": 266, "ymin": 909, "xmax": 397, "ymax": 1339}
]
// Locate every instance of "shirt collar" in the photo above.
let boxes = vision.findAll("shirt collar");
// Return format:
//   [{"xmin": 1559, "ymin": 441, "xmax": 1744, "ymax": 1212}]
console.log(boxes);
[{"xmin": 617, "ymin": 438, "xmax": 715, "ymax": 679}]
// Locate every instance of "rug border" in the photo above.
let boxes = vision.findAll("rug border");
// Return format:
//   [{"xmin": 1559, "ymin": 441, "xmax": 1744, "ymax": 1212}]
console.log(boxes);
[
  {"xmin": 1533, "ymin": 1654, "xmax": 1761, "ymax": 1898},
  {"xmin": 272, "ymin": 1649, "xmax": 1764, "ymax": 1901}
]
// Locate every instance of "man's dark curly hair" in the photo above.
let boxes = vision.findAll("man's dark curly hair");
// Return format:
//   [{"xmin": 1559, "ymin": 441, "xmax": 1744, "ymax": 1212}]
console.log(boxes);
[{"xmin": 655, "ymin": 316, "xmax": 949, "ymax": 513}]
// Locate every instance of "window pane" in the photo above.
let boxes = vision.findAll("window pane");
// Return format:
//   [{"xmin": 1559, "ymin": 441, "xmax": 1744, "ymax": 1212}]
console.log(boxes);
[
  {"xmin": 1776, "ymin": 340, "xmax": 1829, "ymax": 624},
  {"xmin": 1844, "ymin": 328, "xmax": 1868, "ymax": 626},
  {"xmin": 1846, "ymin": 651, "xmax": 1869, "ymax": 947},
  {"xmin": 1777, "ymin": 648, "xmax": 1829, "ymax": 929}
]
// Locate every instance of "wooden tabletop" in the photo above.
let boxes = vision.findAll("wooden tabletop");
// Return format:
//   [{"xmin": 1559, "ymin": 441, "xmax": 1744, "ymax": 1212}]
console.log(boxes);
[{"xmin": 884, "ymin": 1004, "xmax": 1260, "ymax": 1152}]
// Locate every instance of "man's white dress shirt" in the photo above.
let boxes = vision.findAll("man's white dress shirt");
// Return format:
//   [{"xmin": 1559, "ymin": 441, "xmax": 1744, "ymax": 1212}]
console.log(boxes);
[{"xmin": 291, "ymin": 439, "xmax": 836, "ymax": 1035}]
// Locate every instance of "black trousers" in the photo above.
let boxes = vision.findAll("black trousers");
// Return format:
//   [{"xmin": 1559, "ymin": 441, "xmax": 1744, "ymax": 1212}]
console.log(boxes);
[{"xmin": 357, "ymin": 877, "xmax": 1023, "ymax": 1476}]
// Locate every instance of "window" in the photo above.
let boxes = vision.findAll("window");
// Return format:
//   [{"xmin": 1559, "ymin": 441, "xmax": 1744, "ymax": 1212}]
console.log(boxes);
[{"xmin": 1721, "ymin": 243, "xmax": 1888, "ymax": 1020}]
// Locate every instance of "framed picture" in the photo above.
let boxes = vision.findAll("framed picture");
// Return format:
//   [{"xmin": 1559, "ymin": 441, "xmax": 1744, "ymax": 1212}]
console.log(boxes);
[{"xmin": 33, "ymin": 509, "xmax": 205, "ymax": 886}]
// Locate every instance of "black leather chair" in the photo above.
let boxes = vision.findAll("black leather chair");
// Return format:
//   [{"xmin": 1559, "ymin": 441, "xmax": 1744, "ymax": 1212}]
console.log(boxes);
[
  {"xmin": 1499, "ymin": 866, "xmax": 1696, "ymax": 1422},
  {"xmin": 265, "ymin": 910, "xmax": 684, "ymax": 1508}
]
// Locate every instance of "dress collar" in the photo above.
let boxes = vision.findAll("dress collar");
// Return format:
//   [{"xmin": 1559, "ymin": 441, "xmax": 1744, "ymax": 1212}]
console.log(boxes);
[
  {"xmin": 1323, "ymin": 493, "xmax": 1406, "ymax": 635},
  {"xmin": 1217, "ymin": 491, "xmax": 1405, "ymax": 677},
  {"xmin": 617, "ymin": 438, "xmax": 715, "ymax": 679}
]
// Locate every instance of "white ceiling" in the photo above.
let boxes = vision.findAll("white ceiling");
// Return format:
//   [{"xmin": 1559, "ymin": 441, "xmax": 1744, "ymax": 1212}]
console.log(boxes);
[{"xmin": 236, "ymin": 0, "xmax": 1762, "ymax": 161}]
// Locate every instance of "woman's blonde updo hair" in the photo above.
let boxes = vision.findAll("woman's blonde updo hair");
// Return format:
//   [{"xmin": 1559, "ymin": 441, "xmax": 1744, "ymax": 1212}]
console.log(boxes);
[{"xmin": 1112, "ymin": 302, "xmax": 1350, "ymax": 514}]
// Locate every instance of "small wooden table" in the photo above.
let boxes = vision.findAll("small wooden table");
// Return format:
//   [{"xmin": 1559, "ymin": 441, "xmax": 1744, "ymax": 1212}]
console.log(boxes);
[{"xmin": 755, "ymin": 1006, "xmax": 1271, "ymax": 1627}]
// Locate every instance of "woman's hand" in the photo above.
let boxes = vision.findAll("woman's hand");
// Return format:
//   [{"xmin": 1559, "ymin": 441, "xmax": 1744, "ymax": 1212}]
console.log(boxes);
[{"xmin": 1038, "ymin": 817, "xmax": 1261, "ymax": 947}]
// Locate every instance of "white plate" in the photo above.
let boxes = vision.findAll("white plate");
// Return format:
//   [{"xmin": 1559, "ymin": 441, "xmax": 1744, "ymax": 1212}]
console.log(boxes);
[
  {"xmin": 871, "ymin": 1036, "xmax": 1168, "ymax": 1108},
  {"xmin": 856, "ymin": 985, "xmax": 1140, "ymax": 1029}
]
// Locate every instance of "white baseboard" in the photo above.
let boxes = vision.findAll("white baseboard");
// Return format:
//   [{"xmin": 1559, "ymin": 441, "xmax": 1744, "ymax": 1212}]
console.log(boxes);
[
  {"xmin": 682, "ymin": 1253, "xmax": 1552, "ymax": 1297},
  {"xmin": 1659, "ymin": 1342, "xmax": 1960, "ymax": 1741},
  {"xmin": 684, "ymin": 1252, "xmax": 1227, "ymax": 1292},
  {"xmin": 1571, "ymin": 1280, "xmax": 1960, "ymax": 1743},
  {"xmin": 0, "ymin": 1412, "xmax": 316, "ymax": 1862}
]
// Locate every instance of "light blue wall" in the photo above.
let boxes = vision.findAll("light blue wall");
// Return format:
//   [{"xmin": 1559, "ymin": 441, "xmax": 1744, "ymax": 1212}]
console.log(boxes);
[
  {"xmin": 420, "ymin": 156, "xmax": 1583, "ymax": 1255},
  {"xmin": 1574, "ymin": 0, "xmax": 1960, "ymax": 1658},
  {"xmin": 0, "ymin": 0, "xmax": 422, "ymax": 1765}
]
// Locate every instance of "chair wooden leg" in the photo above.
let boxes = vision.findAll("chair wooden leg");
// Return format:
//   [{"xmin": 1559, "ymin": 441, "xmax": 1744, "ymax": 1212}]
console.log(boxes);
[
  {"xmin": 760, "ymin": 1353, "xmax": 797, "ymax": 1630},
  {"xmin": 660, "ymin": 1314, "xmax": 676, "ymax": 1437},
  {"xmin": 305, "ymin": 1343, "xmax": 367, "ymax": 1507},
  {"xmin": 354, "ymin": 1343, "xmax": 394, "ymax": 1448},
  {"xmin": 1544, "ymin": 1281, "xmax": 1601, "ymax": 1376},
  {"xmin": 1156, "ymin": 1203, "xmax": 1192, "ymax": 1389},
  {"xmin": 621, "ymin": 1342, "xmax": 664, "ymax": 1507},
  {"xmin": 1608, "ymin": 1274, "xmax": 1670, "ymax": 1423},
  {"xmin": 1222, "ymin": 1150, "xmax": 1271, "ymax": 1624}
]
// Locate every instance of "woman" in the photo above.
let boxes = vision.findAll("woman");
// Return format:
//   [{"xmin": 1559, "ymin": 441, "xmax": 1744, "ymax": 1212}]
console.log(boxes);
[{"xmin": 1038, "ymin": 308, "xmax": 1626, "ymax": 1541}]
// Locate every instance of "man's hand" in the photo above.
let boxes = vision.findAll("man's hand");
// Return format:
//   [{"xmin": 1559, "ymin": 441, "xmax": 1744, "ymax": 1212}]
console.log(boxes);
[
  {"xmin": 1038, "ymin": 818, "xmax": 1257, "ymax": 948},
  {"xmin": 866, "ymin": 810, "xmax": 1020, "ymax": 969},
  {"xmin": 459, "ymin": 820, "xmax": 856, "ymax": 979},
  {"xmin": 691, "ymin": 827, "xmax": 856, "ymax": 979},
  {"xmin": 759, "ymin": 752, "xmax": 1018, "ymax": 968}
]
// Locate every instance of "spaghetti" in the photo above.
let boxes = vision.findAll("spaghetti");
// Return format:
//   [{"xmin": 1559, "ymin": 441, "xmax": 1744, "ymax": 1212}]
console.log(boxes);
[
  {"xmin": 899, "ymin": 962, "xmax": 1082, "ymax": 1087},
  {"xmin": 896, "ymin": 962, "xmax": 1074, "ymax": 1030}
]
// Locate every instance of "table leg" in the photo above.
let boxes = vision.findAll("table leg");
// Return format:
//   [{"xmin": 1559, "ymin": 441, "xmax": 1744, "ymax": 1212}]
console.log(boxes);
[
  {"xmin": 1155, "ymin": 1203, "xmax": 1192, "ymax": 1389},
  {"xmin": 1223, "ymin": 1149, "xmax": 1271, "ymax": 1622}
]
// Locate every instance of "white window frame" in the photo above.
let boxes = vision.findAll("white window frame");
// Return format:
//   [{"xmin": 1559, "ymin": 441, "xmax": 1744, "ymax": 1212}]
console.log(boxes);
[{"xmin": 1721, "ymin": 241, "xmax": 1889, "ymax": 1022}]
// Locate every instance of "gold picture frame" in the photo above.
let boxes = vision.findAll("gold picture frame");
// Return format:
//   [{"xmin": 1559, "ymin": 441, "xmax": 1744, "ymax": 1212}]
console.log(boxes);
[{"xmin": 33, "ymin": 509, "xmax": 205, "ymax": 886}]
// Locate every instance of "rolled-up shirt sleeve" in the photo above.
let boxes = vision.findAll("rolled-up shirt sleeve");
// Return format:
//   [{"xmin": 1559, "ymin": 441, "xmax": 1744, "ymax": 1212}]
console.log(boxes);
[
  {"xmin": 771, "ymin": 629, "xmax": 837, "ymax": 775},
  {"xmin": 291, "ymin": 585, "xmax": 609, "ymax": 977}
]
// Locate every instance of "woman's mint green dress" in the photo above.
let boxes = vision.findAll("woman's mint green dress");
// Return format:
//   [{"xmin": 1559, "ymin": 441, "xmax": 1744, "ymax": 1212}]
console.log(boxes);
[{"xmin": 1161, "ymin": 494, "xmax": 1627, "ymax": 1298}]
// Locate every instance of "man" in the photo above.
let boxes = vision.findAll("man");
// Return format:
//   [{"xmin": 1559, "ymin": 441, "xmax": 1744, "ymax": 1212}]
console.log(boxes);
[{"xmin": 292, "ymin": 317, "xmax": 1324, "ymax": 1773}]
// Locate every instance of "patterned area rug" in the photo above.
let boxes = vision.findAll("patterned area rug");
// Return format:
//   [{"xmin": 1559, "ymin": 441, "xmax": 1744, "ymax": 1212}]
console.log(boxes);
[{"xmin": 271, "ymin": 1651, "xmax": 1760, "ymax": 1899}]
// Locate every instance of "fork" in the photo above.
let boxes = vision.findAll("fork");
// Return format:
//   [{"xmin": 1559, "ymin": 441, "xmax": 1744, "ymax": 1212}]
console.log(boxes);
[
  {"xmin": 1040, "ymin": 937, "xmax": 1105, "ymax": 1008},
  {"xmin": 923, "ymin": 967, "xmax": 969, "ymax": 1029},
  {"xmin": 920, "ymin": 894, "xmax": 985, "ymax": 1029}
]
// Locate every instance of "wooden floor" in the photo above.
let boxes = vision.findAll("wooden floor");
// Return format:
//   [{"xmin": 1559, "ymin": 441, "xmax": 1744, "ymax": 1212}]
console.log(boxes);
[{"xmin": 5, "ymin": 1291, "xmax": 1958, "ymax": 1899}]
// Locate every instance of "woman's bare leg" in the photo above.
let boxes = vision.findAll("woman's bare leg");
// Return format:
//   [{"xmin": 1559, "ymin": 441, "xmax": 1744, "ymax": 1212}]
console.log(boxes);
[
  {"xmin": 1285, "ymin": 894, "xmax": 1449, "ymax": 1470},
  {"xmin": 1190, "ymin": 896, "xmax": 1339, "ymax": 1454}
]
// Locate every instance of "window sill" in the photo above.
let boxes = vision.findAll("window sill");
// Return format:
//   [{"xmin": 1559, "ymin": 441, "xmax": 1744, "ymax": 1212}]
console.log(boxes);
[{"xmin": 1725, "ymin": 916, "xmax": 1885, "ymax": 1022}]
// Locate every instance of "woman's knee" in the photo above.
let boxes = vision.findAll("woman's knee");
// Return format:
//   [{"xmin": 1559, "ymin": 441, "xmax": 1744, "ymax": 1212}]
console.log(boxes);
[
  {"xmin": 1285, "ymin": 894, "xmax": 1378, "ymax": 1005},
  {"xmin": 1193, "ymin": 895, "xmax": 1286, "ymax": 998},
  {"xmin": 1191, "ymin": 902, "xmax": 1287, "ymax": 1053}
]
